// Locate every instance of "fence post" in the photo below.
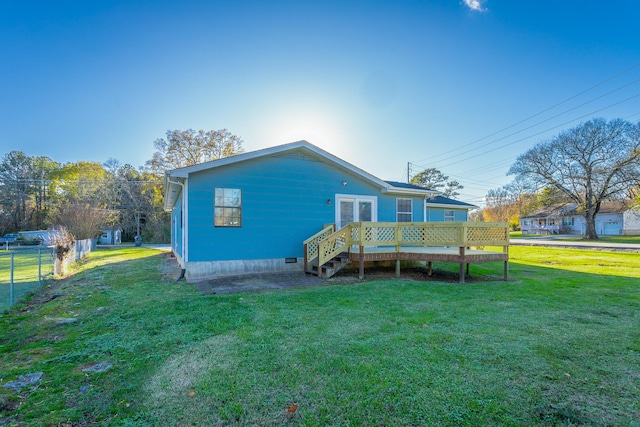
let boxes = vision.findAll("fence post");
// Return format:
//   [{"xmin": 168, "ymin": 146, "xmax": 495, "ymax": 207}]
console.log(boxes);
[
  {"xmin": 38, "ymin": 248, "xmax": 42, "ymax": 285},
  {"xmin": 9, "ymin": 253, "xmax": 14, "ymax": 307}
]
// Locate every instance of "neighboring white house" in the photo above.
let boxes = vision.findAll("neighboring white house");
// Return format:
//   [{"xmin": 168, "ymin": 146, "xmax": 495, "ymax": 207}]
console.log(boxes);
[{"xmin": 520, "ymin": 201, "xmax": 640, "ymax": 236}]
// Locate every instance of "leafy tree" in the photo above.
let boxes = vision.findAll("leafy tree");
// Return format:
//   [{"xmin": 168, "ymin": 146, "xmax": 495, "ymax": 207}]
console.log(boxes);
[
  {"xmin": 0, "ymin": 151, "xmax": 60, "ymax": 231},
  {"xmin": 508, "ymin": 118, "xmax": 640, "ymax": 239},
  {"xmin": 410, "ymin": 168, "xmax": 463, "ymax": 198},
  {"xmin": 482, "ymin": 183, "xmax": 536, "ymax": 231},
  {"xmin": 30, "ymin": 156, "xmax": 60, "ymax": 229},
  {"xmin": 537, "ymin": 186, "xmax": 571, "ymax": 208},
  {"xmin": 148, "ymin": 128, "xmax": 244, "ymax": 173},
  {"xmin": 49, "ymin": 161, "xmax": 110, "ymax": 205}
]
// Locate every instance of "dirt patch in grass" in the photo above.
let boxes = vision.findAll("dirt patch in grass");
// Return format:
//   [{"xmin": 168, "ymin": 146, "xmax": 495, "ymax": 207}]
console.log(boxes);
[
  {"xmin": 194, "ymin": 272, "xmax": 329, "ymax": 294},
  {"xmin": 192, "ymin": 265, "xmax": 498, "ymax": 295}
]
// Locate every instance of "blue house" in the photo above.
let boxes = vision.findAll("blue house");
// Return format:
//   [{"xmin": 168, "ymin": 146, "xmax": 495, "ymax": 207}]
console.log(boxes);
[{"xmin": 164, "ymin": 141, "xmax": 476, "ymax": 281}]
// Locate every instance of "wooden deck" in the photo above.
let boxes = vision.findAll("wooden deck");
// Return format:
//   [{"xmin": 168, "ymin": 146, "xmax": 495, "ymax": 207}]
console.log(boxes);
[
  {"xmin": 350, "ymin": 245, "xmax": 509, "ymax": 283},
  {"xmin": 304, "ymin": 222, "xmax": 510, "ymax": 283}
]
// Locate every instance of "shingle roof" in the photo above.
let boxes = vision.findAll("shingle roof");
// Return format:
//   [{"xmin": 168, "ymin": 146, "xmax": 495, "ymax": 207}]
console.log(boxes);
[
  {"xmin": 425, "ymin": 195, "xmax": 477, "ymax": 208},
  {"xmin": 384, "ymin": 180, "xmax": 435, "ymax": 191}
]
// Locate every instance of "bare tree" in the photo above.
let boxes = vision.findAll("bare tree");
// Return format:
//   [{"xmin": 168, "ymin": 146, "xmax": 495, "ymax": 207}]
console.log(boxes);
[
  {"xmin": 55, "ymin": 202, "xmax": 109, "ymax": 240},
  {"xmin": 147, "ymin": 129, "xmax": 244, "ymax": 173},
  {"xmin": 508, "ymin": 118, "xmax": 640, "ymax": 239}
]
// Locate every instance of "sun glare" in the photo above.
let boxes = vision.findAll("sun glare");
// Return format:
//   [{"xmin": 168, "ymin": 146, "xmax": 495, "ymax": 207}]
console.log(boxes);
[{"xmin": 267, "ymin": 108, "xmax": 350, "ymax": 154}]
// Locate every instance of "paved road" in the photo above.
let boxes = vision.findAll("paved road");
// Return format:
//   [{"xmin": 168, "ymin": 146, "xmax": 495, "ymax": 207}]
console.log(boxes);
[{"xmin": 510, "ymin": 236, "xmax": 640, "ymax": 251}]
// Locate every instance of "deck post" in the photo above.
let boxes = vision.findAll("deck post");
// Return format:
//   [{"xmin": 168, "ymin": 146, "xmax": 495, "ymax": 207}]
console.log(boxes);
[
  {"xmin": 503, "ymin": 245, "xmax": 509, "ymax": 281},
  {"xmin": 427, "ymin": 261, "xmax": 433, "ymax": 276},
  {"xmin": 395, "ymin": 245, "xmax": 401, "ymax": 278},
  {"xmin": 303, "ymin": 243, "xmax": 308, "ymax": 272},
  {"xmin": 459, "ymin": 246, "xmax": 465, "ymax": 283},
  {"xmin": 359, "ymin": 245, "xmax": 364, "ymax": 279}
]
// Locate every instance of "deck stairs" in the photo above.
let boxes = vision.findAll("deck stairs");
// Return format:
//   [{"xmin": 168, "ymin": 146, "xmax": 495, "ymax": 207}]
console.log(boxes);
[{"xmin": 306, "ymin": 252, "xmax": 351, "ymax": 279}]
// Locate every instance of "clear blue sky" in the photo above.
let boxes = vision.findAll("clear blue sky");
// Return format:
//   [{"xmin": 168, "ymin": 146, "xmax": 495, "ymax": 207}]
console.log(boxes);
[{"xmin": 2, "ymin": 0, "xmax": 639, "ymax": 205}]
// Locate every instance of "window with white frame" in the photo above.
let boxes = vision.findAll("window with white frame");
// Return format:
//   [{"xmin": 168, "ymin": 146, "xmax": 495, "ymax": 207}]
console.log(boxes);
[
  {"xmin": 444, "ymin": 209, "xmax": 455, "ymax": 221},
  {"xmin": 214, "ymin": 188, "xmax": 242, "ymax": 227},
  {"xmin": 562, "ymin": 217, "xmax": 574, "ymax": 226},
  {"xmin": 396, "ymin": 198, "xmax": 412, "ymax": 222}
]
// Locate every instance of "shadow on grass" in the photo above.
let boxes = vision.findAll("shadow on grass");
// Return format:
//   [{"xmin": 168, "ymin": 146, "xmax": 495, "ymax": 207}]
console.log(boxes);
[{"xmin": 1, "ymin": 245, "xmax": 639, "ymax": 426}]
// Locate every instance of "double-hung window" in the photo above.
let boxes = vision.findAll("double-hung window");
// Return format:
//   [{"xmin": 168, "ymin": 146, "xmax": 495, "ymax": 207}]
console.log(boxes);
[
  {"xmin": 444, "ymin": 209, "xmax": 455, "ymax": 221},
  {"xmin": 214, "ymin": 188, "xmax": 242, "ymax": 227},
  {"xmin": 397, "ymin": 198, "xmax": 413, "ymax": 222}
]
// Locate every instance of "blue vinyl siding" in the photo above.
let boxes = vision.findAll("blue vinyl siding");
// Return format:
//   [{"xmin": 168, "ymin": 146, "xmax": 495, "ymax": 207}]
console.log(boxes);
[
  {"xmin": 426, "ymin": 207, "xmax": 468, "ymax": 222},
  {"xmin": 186, "ymin": 153, "xmax": 427, "ymax": 262}
]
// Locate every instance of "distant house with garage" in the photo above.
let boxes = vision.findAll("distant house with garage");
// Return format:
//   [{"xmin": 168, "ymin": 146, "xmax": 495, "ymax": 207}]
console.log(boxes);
[
  {"xmin": 520, "ymin": 200, "xmax": 640, "ymax": 236},
  {"xmin": 163, "ymin": 140, "xmax": 479, "ymax": 281}
]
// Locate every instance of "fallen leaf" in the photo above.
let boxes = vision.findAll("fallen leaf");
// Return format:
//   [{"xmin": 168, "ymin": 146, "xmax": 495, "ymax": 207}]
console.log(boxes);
[
  {"xmin": 564, "ymin": 373, "xmax": 571, "ymax": 377},
  {"xmin": 189, "ymin": 391, "xmax": 196, "ymax": 396},
  {"xmin": 287, "ymin": 403, "xmax": 299, "ymax": 413}
]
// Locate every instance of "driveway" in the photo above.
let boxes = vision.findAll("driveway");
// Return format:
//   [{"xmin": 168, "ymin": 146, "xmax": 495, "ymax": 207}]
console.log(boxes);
[{"xmin": 510, "ymin": 235, "xmax": 640, "ymax": 251}]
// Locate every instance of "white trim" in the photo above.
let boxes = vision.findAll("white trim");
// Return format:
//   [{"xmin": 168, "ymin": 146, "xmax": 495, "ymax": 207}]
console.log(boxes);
[
  {"xmin": 164, "ymin": 141, "xmax": 438, "ymax": 206},
  {"xmin": 444, "ymin": 209, "xmax": 455, "ymax": 221},
  {"xmin": 396, "ymin": 197, "xmax": 413, "ymax": 222},
  {"xmin": 183, "ymin": 179, "xmax": 189, "ymax": 263},
  {"xmin": 423, "ymin": 196, "xmax": 427, "ymax": 221},
  {"xmin": 425, "ymin": 202, "xmax": 475, "ymax": 210},
  {"xmin": 168, "ymin": 141, "xmax": 389, "ymax": 186},
  {"xmin": 335, "ymin": 194, "xmax": 378, "ymax": 228},
  {"xmin": 385, "ymin": 187, "xmax": 437, "ymax": 196}
]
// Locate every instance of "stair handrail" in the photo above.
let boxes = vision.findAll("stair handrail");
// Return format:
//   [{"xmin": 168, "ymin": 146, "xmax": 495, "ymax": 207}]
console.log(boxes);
[
  {"xmin": 317, "ymin": 224, "xmax": 353, "ymax": 267},
  {"xmin": 303, "ymin": 224, "xmax": 335, "ymax": 270}
]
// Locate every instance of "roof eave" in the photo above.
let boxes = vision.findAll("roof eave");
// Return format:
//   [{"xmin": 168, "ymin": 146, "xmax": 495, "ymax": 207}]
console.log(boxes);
[
  {"xmin": 384, "ymin": 187, "xmax": 440, "ymax": 197},
  {"xmin": 165, "ymin": 140, "xmax": 403, "ymax": 193},
  {"xmin": 425, "ymin": 202, "xmax": 477, "ymax": 210},
  {"xmin": 163, "ymin": 175, "xmax": 184, "ymax": 212}
]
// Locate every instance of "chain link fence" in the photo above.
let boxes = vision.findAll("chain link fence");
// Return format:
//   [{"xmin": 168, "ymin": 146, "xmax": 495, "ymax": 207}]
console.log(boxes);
[{"xmin": 0, "ymin": 247, "xmax": 56, "ymax": 313}]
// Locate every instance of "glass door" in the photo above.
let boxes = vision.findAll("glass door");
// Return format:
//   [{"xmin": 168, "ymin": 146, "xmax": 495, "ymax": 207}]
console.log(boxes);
[
  {"xmin": 336, "ymin": 195, "xmax": 377, "ymax": 228},
  {"xmin": 339, "ymin": 199, "xmax": 355, "ymax": 229}
]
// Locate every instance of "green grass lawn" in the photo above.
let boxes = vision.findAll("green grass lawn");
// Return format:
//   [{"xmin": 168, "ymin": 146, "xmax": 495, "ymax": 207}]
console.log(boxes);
[
  {"xmin": 0, "ymin": 248, "xmax": 55, "ymax": 312},
  {"xmin": 1, "ymin": 246, "xmax": 639, "ymax": 426},
  {"xmin": 510, "ymin": 231, "xmax": 640, "ymax": 244},
  {"xmin": 554, "ymin": 235, "xmax": 640, "ymax": 244}
]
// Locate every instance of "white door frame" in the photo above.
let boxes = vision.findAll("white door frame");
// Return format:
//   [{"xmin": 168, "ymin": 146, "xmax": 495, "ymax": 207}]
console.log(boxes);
[{"xmin": 335, "ymin": 194, "xmax": 378, "ymax": 228}]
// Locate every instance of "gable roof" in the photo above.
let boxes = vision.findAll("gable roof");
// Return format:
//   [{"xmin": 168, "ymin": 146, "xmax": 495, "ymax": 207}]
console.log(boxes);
[
  {"xmin": 385, "ymin": 181, "xmax": 477, "ymax": 210},
  {"xmin": 164, "ymin": 140, "xmax": 441, "ymax": 210},
  {"xmin": 425, "ymin": 195, "xmax": 477, "ymax": 209},
  {"xmin": 521, "ymin": 203, "xmax": 574, "ymax": 219},
  {"xmin": 384, "ymin": 180, "xmax": 436, "ymax": 192}
]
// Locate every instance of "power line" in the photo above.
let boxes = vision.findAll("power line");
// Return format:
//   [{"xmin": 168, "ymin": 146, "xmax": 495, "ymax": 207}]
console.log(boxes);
[
  {"xmin": 427, "ymin": 82, "xmax": 640, "ymax": 167},
  {"xmin": 432, "ymin": 93, "xmax": 640, "ymax": 172},
  {"xmin": 414, "ymin": 63, "xmax": 640, "ymax": 165}
]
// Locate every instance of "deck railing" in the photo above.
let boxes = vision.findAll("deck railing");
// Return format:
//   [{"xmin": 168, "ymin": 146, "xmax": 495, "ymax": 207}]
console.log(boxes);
[
  {"xmin": 317, "ymin": 226, "xmax": 353, "ymax": 268},
  {"xmin": 313, "ymin": 222, "xmax": 509, "ymax": 269},
  {"xmin": 303, "ymin": 224, "xmax": 335, "ymax": 271}
]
